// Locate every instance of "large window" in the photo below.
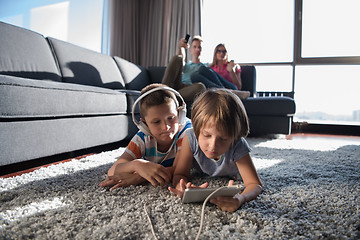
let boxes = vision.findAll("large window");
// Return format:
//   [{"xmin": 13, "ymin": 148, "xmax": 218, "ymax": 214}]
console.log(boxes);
[
  {"xmin": 302, "ymin": 0, "xmax": 360, "ymax": 58},
  {"xmin": 295, "ymin": 65, "xmax": 360, "ymax": 124},
  {"xmin": 0, "ymin": 0, "xmax": 103, "ymax": 53},
  {"xmin": 202, "ymin": 0, "xmax": 360, "ymax": 126},
  {"xmin": 201, "ymin": 0, "xmax": 294, "ymax": 64}
]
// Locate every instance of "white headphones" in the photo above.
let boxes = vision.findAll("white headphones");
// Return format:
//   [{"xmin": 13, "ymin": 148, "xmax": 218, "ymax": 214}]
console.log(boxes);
[{"xmin": 132, "ymin": 86, "xmax": 187, "ymax": 136}]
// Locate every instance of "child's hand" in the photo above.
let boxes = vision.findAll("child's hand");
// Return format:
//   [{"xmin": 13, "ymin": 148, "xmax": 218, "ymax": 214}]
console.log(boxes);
[
  {"xmin": 168, "ymin": 179, "xmax": 209, "ymax": 199},
  {"xmin": 99, "ymin": 173, "xmax": 143, "ymax": 190},
  {"xmin": 134, "ymin": 160, "xmax": 171, "ymax": 187},
  {"xmin": 209, "ymin": 180, "xmax": 245, "ymax": 212},
  {"xmin": 168, "ymin": 179, "xmax": 187, "ymax": 198},
  {"xmin": 209, "ymin": 195, "xmax": 243, "ymax": 212}
]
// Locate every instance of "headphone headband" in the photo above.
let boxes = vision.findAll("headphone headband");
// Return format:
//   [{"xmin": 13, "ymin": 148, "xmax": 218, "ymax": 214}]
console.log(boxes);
[{"xmin": 132, "ymin": 86, "xmax": 187, "ymax": 135}]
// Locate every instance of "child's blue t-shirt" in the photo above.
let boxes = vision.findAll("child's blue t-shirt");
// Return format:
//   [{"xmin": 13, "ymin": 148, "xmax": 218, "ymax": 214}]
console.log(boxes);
[{"xmin": 186, "ymin": 128, "xmax": 252, "ymax": 179}]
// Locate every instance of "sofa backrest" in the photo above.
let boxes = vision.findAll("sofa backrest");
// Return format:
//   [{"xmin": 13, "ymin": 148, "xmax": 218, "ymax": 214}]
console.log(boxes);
[
  {"xmin": 113, "ymin": 56, "xmax": 151, "ymax": 90},
  {"xmin": 0, "ymin": 21, "xmax": 61, "ymax": 82},
  {"xmin": 147, "ymin": 66, "xmax": 166, "ymax": 84},
  {"xmin": 47, "ymin": 37, "xmax": 126, "ymax": 89}
]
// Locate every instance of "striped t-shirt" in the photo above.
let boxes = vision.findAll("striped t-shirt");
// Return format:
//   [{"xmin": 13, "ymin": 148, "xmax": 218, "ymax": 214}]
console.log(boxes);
[{"xmin": 125, "ymin": 118, "xmax": 192, "ymax": 167}]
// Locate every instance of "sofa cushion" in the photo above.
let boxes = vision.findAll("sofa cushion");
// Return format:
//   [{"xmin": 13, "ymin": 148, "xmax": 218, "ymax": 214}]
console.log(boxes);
[
  {"xmin": 0, "ymin": 75, "xmax": 127, "ymax": 119},
  {"xmin": 0, "ymin": 21, "xmax": 61, "ymax": 82},
  {"xmin": 47, "ymin": 37, "xmax": 126, "ymax": 89},
  {"xmin": 0, "ymin": 115, "xmax": 138, "ymax": 165},
  {"xmin": 242, "ymin": 97, "xmax": 296, "ymax": 116},
  {"xmin": 113, "ymin": 56, "xmax": 151, "ymax": 90}
]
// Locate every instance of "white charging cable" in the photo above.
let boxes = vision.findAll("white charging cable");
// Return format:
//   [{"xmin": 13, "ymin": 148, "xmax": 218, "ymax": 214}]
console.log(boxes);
[
  {"xmin": 195, "ymin": 186, "xmax": 228, "ymax": 240},
  {"xmin": 144, "ymin": 201, "xmax": 159, "ymax": 240},
  {"xmin": 144, "ymin": 186, "xmax": 229, "ymax": 240}
]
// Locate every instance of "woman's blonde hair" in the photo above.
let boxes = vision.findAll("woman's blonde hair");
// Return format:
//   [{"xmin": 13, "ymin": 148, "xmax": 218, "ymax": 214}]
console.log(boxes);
[{"xmin": 191, "ymin": 89, "xmax": 249, "ymax": 142}]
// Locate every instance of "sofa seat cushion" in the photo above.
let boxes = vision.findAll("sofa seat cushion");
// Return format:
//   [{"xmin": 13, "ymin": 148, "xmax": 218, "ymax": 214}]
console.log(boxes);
[
  {"xmin": 0, "ymin": 115, "xmax": 138, "ymax": 165},
  {"xmin": 242, "ymin": 97, "xmax": 296, "ymax": 116},
  {"xmin": 47, "ymin": 37, "xmax": 125, "ymax": 89},
  {"xmin": 0, "ymin": 22, "xmax": 61, "ymax": 82},
  {"xmin": 0, "ymin": 75, "xmax": 127, "ymax": 119}
]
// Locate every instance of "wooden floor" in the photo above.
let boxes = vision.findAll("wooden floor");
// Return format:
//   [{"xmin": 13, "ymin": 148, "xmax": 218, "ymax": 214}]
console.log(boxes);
[{"xmin": 1, "ymin": 133, "xmax": 359, "ymax": 179}]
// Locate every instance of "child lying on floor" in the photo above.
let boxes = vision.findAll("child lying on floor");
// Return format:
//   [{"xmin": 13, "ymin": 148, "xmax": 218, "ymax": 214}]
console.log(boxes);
[
  {"xmin": 169, "ymin": 89, "xmax": 263, "ymax": 212},
  {"xmin": 100, "ymin": 83, "xmax": 192, "ymax": 190}
]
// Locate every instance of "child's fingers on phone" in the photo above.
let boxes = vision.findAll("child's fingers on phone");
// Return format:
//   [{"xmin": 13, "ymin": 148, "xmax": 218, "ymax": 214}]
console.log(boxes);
[
  {"xmin": 228, "ymin": 180, "xmax": 235, "ymax": 186},
  {"xmin": 210, "ymin": 196, "xmax": 239, "ymax": 212},
  {"xmin": 198, "ymin": 182, "xmax": 209, "ymax": 188},
  {"xmin": 168, "ymin": 186, "xmax": 175, "ymax": 195},
  {"xmin": 168, "ymin": 186, "xmax": 183, "ymax": 198}
]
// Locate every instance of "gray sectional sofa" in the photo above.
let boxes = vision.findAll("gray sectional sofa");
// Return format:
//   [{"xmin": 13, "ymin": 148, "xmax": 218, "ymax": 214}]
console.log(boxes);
[
  {"xmin": 0, "ymin": 21, "xmax": 295, "ymax": 170},
  {"xmin": 0, "ymin": 21, "xmax": 149, "ymax": 168}
]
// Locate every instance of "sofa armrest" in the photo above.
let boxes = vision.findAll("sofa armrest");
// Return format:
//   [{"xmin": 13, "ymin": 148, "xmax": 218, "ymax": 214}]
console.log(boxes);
[{"xmin": 240, "ymin": 65, "xmax": 256, "ymax": 97}]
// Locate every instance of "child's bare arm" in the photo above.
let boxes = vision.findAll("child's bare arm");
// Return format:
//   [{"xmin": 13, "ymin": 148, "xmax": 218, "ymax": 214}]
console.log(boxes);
[
  {"xmin": 169, "ymin": 135, "xmax": 210, "ymax": 198},
  {"xmin": 121, "ymin": 159, "xmax": 171, "ymax": 186},
  {"xmin": 172, "ymin": 134, "xmax": 194, "ymax": 189},
  {"xmin": 106, "ymin": 151, "xmax": 171, "ymax": 187},
  {"xmin": 235, "ymin": 153, "xmax": 263, "ymax": 200},
  {"xmin": 210, "ymin": 154, "xmax": 263, "ymax": 212},
  {"xmin": 107, "ymin": 151, "xmax": 135, "ymax": 176},
  {"xmin": 99, "ymin": 172, "xmax": 145, "ymax": 190},
  {"xmin": 109, "ymin": 150, "xmax": 171, "ymax": 186},
  {"xmin": 101, "ymin": 165, "xmax": 174, "ymax": 190}
]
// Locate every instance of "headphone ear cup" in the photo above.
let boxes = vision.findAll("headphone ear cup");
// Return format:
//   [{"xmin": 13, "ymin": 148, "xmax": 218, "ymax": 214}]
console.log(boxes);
[
  {"xmin": 137, "ymin": 121, "xmax": 152, "ymax": 136},
  {"xmin": 178, "ymin": 106, "xmax": 187, "ymax": 125}
]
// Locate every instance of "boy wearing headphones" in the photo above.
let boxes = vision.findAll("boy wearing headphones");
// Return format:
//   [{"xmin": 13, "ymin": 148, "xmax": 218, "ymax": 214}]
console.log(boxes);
[{"xmin": 100, "ymin": 83, "xmax": 192, "ymax": 190}]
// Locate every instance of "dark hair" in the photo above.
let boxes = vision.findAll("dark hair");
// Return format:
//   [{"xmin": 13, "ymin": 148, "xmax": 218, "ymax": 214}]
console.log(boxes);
[{"xmin": 139, "ymin": 83, "xmax": 179, "ymax": 118}]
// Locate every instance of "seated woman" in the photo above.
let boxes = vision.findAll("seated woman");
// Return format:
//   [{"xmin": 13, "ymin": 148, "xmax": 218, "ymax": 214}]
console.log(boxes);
[{"xmin": 210, "ymin": 43, "xmax": 243, "ymax": 90}]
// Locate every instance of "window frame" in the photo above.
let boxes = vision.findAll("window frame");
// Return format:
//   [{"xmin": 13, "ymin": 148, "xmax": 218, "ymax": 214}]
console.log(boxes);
[{"xmin": 234, "ymin": 0, "xmax": 360, "ymax": 95}]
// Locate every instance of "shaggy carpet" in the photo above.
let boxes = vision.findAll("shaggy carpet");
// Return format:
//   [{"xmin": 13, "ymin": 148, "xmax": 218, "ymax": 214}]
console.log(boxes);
[{"xmin": 1, "ymin": 136, "xmax": 359, "ymax": 239}]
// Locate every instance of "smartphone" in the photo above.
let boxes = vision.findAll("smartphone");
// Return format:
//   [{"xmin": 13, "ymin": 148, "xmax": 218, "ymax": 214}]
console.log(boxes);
[
  {"xmin": 181, "ymin": 186, "xmax": 241, "ymax": 203},
  {"xmin": 185, "ymin": 34, "xmax": 190, "ymax": 43}
]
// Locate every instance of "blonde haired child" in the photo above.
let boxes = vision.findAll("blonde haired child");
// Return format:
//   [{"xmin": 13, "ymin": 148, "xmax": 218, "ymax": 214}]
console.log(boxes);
[
  {"xmin": 100, "ymin": 83, "xmax": 192, "ymax": 190},
  {"xmin": 169, "ymin": 89, "xmax": 262, "ymax": 212}
]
